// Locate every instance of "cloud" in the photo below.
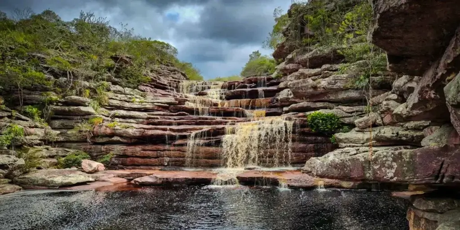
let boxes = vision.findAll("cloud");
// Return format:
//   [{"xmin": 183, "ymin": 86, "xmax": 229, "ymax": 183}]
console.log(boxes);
[{"xmin": 0, "ymin": 0, "xmax": 292, "ymax": 79}]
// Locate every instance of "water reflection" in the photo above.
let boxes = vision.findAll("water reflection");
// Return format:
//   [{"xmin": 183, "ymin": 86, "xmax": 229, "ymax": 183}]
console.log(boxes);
[{"xmin": 0, "ymin": 187, "xmax": 409, "ymax": 230}]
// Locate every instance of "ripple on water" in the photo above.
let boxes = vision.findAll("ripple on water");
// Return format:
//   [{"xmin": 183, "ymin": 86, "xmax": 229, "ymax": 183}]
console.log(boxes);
[{"xmin": 0, "ymin": 187, "xmax": 410, "ymax": 230}]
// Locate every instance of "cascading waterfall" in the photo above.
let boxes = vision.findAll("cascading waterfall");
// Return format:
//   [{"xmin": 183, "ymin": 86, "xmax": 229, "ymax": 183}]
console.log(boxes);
[
  {"xmin": 221, "ymin": 117, "xmax": 294, "ymax": 168},
  {"xmin": 185, "ymin": 129, "xmax": 209, "ymax": 167}
]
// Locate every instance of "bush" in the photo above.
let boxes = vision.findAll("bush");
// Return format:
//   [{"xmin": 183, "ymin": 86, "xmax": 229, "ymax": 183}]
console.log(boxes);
[
  {"xmin": 97, "ymin": 153, "xmax": 114, "ymax": 166},
  {"xmin": 23, "ymin": 105, "xmax": 43, "ymax": 123},
  {"xmin": 57, "ymin": 151, "xmax": 90, "ymax": 168},
  {"xmin": 0, "ymin": 124, "xmax": 25, "ymax": 149},
  {"xmin": 307, "ymin": 111, "xmax": 342, "ymax": 135},
  {"xmin": 17, "ymin": 147, "xmax": 42, "ymax": 172}
]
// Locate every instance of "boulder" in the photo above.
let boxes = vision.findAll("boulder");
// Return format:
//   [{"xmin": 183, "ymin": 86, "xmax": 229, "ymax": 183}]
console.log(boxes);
[
  {"xmin": 303, "ymin": 145, "xmax": 460, "ymax": 184},
  {"xmin": 407, "ymin": 194, "xmax": 460, "ymax": 230},
  {"xmin": 0, "ymin": 184, "xmax": 22, "ymax": 195},
  {"xmin": 14, "ymin": 169, "xmax": 95, "ymax": 188},
  {"xmin": 421, "ymin": 124, "xmax": 460, "ymax": 147},
  {"xmin": 81, "ymin": 160, "xmax": 105, "ymax": 174}
]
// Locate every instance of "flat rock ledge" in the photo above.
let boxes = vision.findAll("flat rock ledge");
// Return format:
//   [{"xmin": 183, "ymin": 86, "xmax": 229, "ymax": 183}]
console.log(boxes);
[
  {"xmin": 0, "ymin": 184, "xmax": 22, "ymax": 195},
  {"xmin": 14, "ymin": 169, "xmax": 95, "ymax": 188}
]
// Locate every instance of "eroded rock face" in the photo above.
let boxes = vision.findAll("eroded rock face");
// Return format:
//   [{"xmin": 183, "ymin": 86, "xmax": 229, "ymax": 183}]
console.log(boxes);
[
  {"xmin": 445, "ymin": 73, "xmax": 460, "ymax": 135},
  {"xmin": 407, "ymin": 193, "xmax": 460, "ymax": 230},
  {"xmin": 303, "ymin": 145, "xmax": 460, "ymax": 184},
  {"xmin": 285, "ymin": 47, "xmax": 344, "ymax": 69},
  {"xmin": 372, "ymin": 0, "xmax": 460, "ymax": 76}
]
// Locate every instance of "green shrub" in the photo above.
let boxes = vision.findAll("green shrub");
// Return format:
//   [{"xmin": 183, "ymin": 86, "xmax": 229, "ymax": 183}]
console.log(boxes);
[
  {"xmin": 330, "ymin": 135, "xmax": 337, "ymax": 144},
  {"xmin": 88, "ymin": 117, "xmax": 103, "ymax": 126},
  {"xmin": 0, "ymin": 124, "xmax": 25, "ymax": 149},
  {"xmin": 97, "ymin": 153, "xmax": 114, "ymax": 166},
  {"xmin": 106, "ymin": 121, "xmax": 119, "ymax": 128},
  {"xmin": 17, "ymin": 147, "xmax": 42, "ymax": 172},
  {"xmin": 57, "ymin": 151, "xmax": 90, "ymax": 168},
  {"xmin": 307, "ymin": 111, "xmax": 342, "ymax": 135},
  {"xmin": 23, "ymin": 105, "xmax": 43, "ymax": 123}
]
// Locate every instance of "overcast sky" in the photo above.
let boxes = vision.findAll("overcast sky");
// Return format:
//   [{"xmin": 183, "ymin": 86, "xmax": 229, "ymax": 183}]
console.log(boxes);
[{"xmin": 0, "ymin": 0, "xmax": 291, "ymax": 80}]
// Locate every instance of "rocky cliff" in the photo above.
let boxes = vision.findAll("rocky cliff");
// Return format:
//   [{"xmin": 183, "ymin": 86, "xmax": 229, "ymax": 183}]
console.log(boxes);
[{"xmin": 285, "ymin": 0, "xmax": 460, "ymax": 229}]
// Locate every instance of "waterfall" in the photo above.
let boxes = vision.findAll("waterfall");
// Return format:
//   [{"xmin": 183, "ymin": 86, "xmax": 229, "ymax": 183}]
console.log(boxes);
[
  {"xmin": 185, "ymin": 129, "xmax": 209, "ymax": 167},
  {"xmin": 221, "ymin": 117, "xmax": 294, "ymax": 168}
]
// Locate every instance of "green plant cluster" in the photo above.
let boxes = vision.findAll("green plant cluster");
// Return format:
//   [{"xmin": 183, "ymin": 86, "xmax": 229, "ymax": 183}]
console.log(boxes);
[
  {"xmin": 57, "ymin": 151, "xmax": 114, "ymax": 168},
  {"xmin": 97, "ymin": 153, "xmax": 114, "ymax": 166},
  {"xmin": 208, "ymin": 75, "xmax": 243, "ymax": 82},
  {"xmin": 0, "ymin": 124, "xmax": 25, "ymax": 149},
  {"xmin": 240, "ymin": 51, "xmax": 276, "ymax": 77},
  {"xmin": 306, "ymin": 111, "xmax": 342, "ymax": 135},
  {"xmin": 17, "ymin": 147, "xmax": 42, "ymax": 172},
  {"xmin": 0, "ymin": 9, "xmax": 203, "ymax": 109},
  {"xmin": 57, "ymin": 151, "xmax": 90, "ymax": 168}
]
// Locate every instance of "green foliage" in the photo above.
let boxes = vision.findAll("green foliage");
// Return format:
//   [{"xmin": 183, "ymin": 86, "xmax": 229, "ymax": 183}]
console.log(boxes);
[
  {"xmin": 97, "ymin": 152, "xmax": 114, "ymax": 166},
  {"xmin": 0, "ymin": 124, "xmax": 25, "ymax": 149},
  {"xmin": 0, "ymin": 9, "xmax": 202, "ymax": 103},
  {"xmin": 338, "ymin": 2, "xmax": 373, "ymax": 44},
  {"xmin": 94, "ymin": 82, "xmax": 109, "ymax": 106},
  {"xmin": 106, "ymin": 121, "xmax": 119, "ymax": 128},
  {"xmin": 307, "ymin": 111, "xmax": 342, "ymax": 135},
  {"xmin": 89, "ymin": 100, "xmax": 100, "ymax": 112},
  {"xmin": 88, "ymin": 117, "xmax": 103, "ymax": 126},
  {"xmin": 208, "ymin": 75, "xmax": 243, "ymax": 82},
  {"xmin": 330, "ymin": 135, "xmax": 337, "ymax": 144},
  {"xmin": 264, "ymin": 7, "xmax": 290, "ymax": 49},
  {"xmin": 57, "ymin": 151, "xmax": 90, "ymax": 169},
  {"xmin": 241, "ymin": 51, "xmax": 276, "ymax": 77},
  {"xmin": 273, "ymin": 0, "xmax": 374, "ymax": 50},
  {"xmin": 23, "ymin": 105, "xmax": 42, "ymax": 122},
  {"xmin": 339, "ymin": 125, "xmax": 352, "ymax": 133},
  {"xmin": 17, "ymin": 147, "xmax": 42, "ymax": 172},
  {"xmin": 176, "ymin": 62, "xmax": 203, "ymax": 81}
]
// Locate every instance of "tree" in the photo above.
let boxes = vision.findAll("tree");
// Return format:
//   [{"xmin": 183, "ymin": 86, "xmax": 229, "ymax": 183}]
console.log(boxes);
[
  {"xmin": 0, "ymin": 9, "xmax": 204, "ymax": 106},
  {"xmin": 240, "ymin": 51, "xmax": 276, "ymax": 77},
  {"xmin": 176, "ymin": 62, "xmax": 203, "ymax": 81},
  {"xmin": 249, "ymin": 50, "xmax": 262, "ymax": 61},
  {"xmin": 208, "ymin": 75, "xmax": 242, "ymax": 82},
  {"xmin": 264, "ymin": 7, "xmax": 289, "ymax": 50}
]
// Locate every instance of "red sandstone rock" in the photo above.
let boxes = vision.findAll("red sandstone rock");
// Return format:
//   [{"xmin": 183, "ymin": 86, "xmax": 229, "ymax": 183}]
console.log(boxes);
[
  {"xmin": 304, "ymin": 145, "xmax": 460, "ymax": 185},
  {"xmin": 132, "ymin": 171, "xmax": 216, "ymax": 185},
  {"xmin": 372, "ymin": 0, "xmax": 460, "ymax": 76}
]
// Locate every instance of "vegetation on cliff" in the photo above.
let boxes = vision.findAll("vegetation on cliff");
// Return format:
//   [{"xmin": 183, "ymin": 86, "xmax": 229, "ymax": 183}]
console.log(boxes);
[
  {"xmin": 240, "ymin": 51, "xmax": 276, "ymax": 77},
  {"xmin": 0, "ymin": 9, "xmax": 203, "ymax": 110},
  {"xmin": 268, "ymin": 0, "xmax": 387, "ymax": 88}
]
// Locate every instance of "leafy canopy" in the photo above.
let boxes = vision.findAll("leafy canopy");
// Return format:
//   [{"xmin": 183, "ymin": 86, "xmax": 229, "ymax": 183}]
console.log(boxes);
[
  {"xmin": 240, "ymin": 51, "xmax": 276, "ymax": 77},
  {"xmin": 208, "ymin": 75, "xmax": 243, "ymax": 82},
  {"xmin": 0, "ymin": 9, "xmax": 203, "ymax": 104}
]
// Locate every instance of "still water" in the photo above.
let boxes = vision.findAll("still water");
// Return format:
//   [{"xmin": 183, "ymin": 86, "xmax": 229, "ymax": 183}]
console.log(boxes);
[{"xmin": 0, "ymin": 186, "xmax": 409, "ymax": 230}]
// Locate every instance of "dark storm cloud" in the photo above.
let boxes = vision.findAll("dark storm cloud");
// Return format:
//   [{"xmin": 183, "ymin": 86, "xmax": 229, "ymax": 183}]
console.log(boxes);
[{"xmin": 0, "ymin": 0, "xmax": 291, "ymax": 79}]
